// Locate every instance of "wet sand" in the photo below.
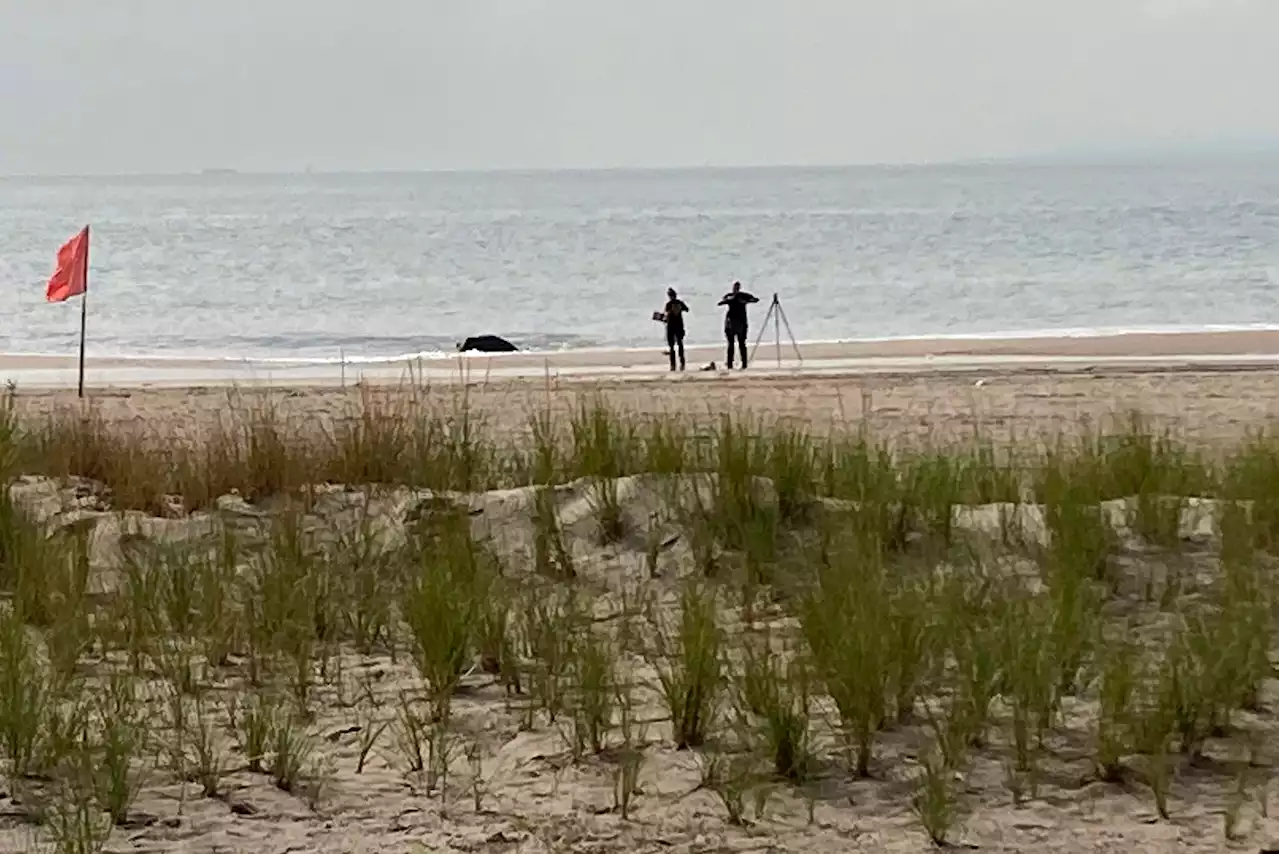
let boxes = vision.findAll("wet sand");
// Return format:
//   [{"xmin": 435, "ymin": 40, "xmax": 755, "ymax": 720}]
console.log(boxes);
[{"xmin": 1, "ymin": 329, "xmax": 1275, "ymax": 390}]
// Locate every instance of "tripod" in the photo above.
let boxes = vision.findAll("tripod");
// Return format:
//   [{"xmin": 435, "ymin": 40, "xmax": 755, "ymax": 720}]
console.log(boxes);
[{"xmin": 749, "ymin": 293, "xmax": 803, "ymax": 368}]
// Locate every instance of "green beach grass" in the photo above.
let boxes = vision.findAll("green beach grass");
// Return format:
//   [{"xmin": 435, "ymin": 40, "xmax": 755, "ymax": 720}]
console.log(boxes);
[{"xmin": 0, "ymin": 383, "xmax": 1276, "ymax": 852}]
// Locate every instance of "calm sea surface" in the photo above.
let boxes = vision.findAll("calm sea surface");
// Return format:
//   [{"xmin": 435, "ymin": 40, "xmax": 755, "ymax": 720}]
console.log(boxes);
[{"xmin": 1, "ymin": 158, "xmax": 1276, "ymax": 362}]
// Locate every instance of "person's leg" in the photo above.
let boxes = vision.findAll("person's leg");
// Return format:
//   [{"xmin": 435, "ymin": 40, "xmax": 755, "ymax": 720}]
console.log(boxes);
[
  {"xmin": 666, "ymin": 328, "xmax": 677, "ymax": 371},
  {"xmin": 736, "ymin": 329, "xmax": 748, "ymax": 368},
  {"xmin": 676, "ymin": 333, "xmax": 686, "ymax": 370},
  {"xmin": 725, "ymin": 327, "xmax": 735, "ymax": 369}
]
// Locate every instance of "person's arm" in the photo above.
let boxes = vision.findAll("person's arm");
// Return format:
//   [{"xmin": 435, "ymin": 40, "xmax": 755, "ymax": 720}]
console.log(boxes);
[
  {"xmin": 717, "ymin": 295, "xmax": 730, "ymax": 306},
  {"xmin": 744, "ymin": 293, "xmax": 759, "ymax": 303},
  {"xmin": 678, "ymin": 300, "xmax": 690, "ymax": 313}
]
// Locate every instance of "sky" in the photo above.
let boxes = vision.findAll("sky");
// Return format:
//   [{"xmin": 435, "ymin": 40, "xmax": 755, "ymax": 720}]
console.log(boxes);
[{"xmin": 0, "ymin": 0, "xmax": 1276, "ymax": 174}]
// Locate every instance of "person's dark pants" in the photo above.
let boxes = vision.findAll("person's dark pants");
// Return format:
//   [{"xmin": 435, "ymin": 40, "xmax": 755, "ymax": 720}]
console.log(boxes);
[
  {"xmin": 725, "ymin": 325, "xmax": 748, "ymax": 369},
  {"xmin": 667, "ymin": 326, "xmax": 686, "ymax": 371}
]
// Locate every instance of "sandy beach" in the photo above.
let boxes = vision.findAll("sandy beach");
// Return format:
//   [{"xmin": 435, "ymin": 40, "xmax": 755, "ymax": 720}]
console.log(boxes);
[
  {"xmin": 1, "ymin": 328, "xmax": 1276, "ymax": 390},
  {"xmin": 5, "ymin": 11, "xmax": 1275, "ymax": 848},
  {"xmin": 6, "ymin": 330, "xmax": 1278, "ymax": 448},
  {"xmin": 1, "ymin": 329, "xmax": 1277, "ymax": 854}
]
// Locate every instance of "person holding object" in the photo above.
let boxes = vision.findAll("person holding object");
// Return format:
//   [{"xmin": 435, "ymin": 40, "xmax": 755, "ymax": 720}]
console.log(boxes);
[
  {"xmin": 661, "ymin": 287, "xmax": 690, "ymax": 371},
  {"xmin": 718, "ymin": 281, "xmax": 758, "ymax": 369}
]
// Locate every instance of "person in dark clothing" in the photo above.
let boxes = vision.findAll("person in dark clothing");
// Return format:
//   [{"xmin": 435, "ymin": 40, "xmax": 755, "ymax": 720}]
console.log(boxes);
[
  {"xmin": 718, "ymin": 281, "xmax": 758, "ymax": 369},
  {"xmin": 662, "ymin": 288, "xmax": 689, "ymax": 371}
]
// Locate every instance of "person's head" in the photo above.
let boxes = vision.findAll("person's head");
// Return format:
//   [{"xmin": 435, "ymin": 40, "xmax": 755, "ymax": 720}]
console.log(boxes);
[
  {"xmin": 667, "ymin": 287, "xmax": 677, "ymax": 300},
  {"xmin": 731, "ymin": 281, "xmax": 741, "ymax": 293}
]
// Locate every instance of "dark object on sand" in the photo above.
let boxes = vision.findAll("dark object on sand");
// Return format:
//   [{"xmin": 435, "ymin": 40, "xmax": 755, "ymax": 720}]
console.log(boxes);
[{"xmin": 458, "ymin": 335, "xmax": 519, "ymax": 353}]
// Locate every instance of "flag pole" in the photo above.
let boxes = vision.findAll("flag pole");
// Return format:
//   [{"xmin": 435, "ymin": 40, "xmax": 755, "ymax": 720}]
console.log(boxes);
[{"xmin": 77, "ymin": 226, "xmax": 89, "ymax": 399}]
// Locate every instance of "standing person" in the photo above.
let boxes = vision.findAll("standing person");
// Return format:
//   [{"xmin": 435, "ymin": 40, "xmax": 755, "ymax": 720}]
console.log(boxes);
[
  {"xmin": 662, "ymin": 287, "xmax": 690, "ymax": 371},
  {"xmin": 718, "ymin": 281, "xmax": 759, "ymax": 369}
]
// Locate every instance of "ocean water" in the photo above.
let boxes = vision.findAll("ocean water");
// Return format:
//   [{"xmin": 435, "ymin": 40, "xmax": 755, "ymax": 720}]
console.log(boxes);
[{"xmin": 1, "ymin": 157, "xmax": 1276, "ymax": 363}]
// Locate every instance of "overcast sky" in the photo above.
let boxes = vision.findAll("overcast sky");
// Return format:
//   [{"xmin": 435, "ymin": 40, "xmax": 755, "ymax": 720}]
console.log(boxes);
[{"xmin": 0, "ymin": 0, "xmax": 1275, "ymax": 174}]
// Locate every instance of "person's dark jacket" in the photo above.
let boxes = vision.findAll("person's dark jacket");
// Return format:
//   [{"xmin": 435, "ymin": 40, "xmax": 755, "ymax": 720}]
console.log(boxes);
[
  {"xmin": 664, "ymin": 298, "xmax": 689, "ymax": 336},
  {"xmin": 719, "ymin": 291, "xmax": 758, "ymax": 331}
]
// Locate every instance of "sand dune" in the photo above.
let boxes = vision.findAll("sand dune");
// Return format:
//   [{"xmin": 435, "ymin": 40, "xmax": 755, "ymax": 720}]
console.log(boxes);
[
  {"xmin": 3, "ymin": 461, "xmax": 1276, "ymax": 854},
  {"xmin": 0, "ymin": 332, "xmax": 1275, "ymax": 854}
]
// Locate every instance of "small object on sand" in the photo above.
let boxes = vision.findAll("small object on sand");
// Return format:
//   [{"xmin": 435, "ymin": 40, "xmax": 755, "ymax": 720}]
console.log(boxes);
[
  {"xmin": 701, "ymin": 362, "xmax": 717, "ymax": 372},
  {"xmin": 458, "ymin": 335, "xmax": 519, "ymax": 353},
  {"xmin": 974, "ymin": 378, "xmax": 986, "ymax": 388},
  {"xmin": 228, "ymin": 799, "xmax": 259, "ymax": 817}
]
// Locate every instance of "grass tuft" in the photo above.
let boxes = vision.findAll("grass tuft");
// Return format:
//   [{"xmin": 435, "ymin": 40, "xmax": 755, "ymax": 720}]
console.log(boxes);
[{"xmin": 648, "ymin": 581, "xmax": 723, "ymax": 750}]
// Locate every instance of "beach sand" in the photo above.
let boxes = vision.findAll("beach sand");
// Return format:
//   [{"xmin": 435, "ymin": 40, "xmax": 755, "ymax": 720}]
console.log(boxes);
[
  {"xmin": 1, "ymin": 331, "xmax": 1277, "ymax": 854},
  {"xmin": 7, "ymin": 330, "xmax": 1278, "ymax": 447},
  {"xmin": 1, "ymin": 328, "xmax": 1276, "ymax": 390}
]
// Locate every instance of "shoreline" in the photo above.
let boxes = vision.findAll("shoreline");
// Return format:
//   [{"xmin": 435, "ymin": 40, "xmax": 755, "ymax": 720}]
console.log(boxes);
[{"xmin": 2, "ymin": 328, "xmax": 1275, "ymax": 390}]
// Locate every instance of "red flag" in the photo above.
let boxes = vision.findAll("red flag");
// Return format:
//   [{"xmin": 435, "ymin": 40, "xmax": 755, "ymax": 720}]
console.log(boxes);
[{"xmin": 46, "ymin": 226, "xmax": 90, "ymax": 303}]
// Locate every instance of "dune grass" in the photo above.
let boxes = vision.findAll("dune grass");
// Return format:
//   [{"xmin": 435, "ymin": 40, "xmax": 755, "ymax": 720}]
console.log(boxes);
[{"xmin": 0, "ymin": 385, "xmax": 1276, "ymax": 851}]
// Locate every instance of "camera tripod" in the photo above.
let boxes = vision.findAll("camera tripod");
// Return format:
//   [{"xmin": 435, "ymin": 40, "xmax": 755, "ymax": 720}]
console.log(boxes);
[{"xmin": 749, "ymin": 293, "xmax": 803, "ymax": 368}]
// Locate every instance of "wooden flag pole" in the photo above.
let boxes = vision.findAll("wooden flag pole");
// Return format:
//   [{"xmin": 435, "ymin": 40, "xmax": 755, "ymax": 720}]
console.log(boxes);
[{"xmin": 77, "ymin": 225, "xmax": 89, "ymax": 399}]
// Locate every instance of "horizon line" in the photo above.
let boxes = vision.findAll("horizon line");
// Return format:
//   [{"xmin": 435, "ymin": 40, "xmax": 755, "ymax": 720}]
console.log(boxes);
[{"xmin": 1, "ymin": 143, "xmax": 1275, "ymax": 182}]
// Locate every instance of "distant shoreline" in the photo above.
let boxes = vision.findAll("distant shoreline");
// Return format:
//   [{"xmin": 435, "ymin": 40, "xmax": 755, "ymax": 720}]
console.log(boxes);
[{"xmin": 3, "ymin": 147, "xmax": 1274, "ymax": 181}]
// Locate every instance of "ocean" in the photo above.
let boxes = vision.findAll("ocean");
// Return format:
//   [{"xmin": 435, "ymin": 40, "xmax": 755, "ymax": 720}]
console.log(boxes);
[{"xmin": 1, "ymin": 157, "xmax": 1276, "ymax": 363}]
